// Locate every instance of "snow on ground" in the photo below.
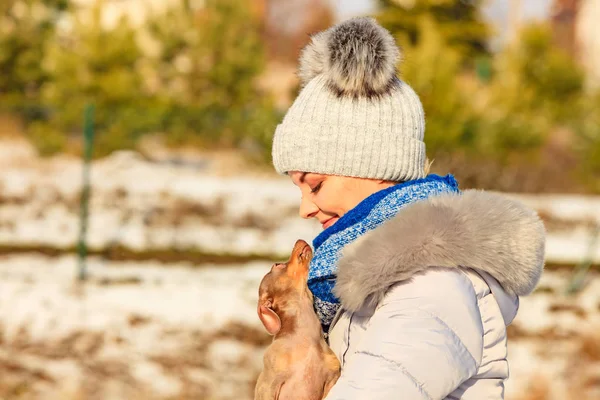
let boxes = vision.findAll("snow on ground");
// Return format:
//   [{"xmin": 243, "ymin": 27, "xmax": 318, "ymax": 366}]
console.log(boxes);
[
  {"xmin": 0, "ymin": 254, "xmax": 271, "ymax": 400},
  {"xmin": 0, "ymin": 142, "xmax": 321, "ymax": 256},
  {"xmin": 505, "ymin": 269, "xmax": 600, "ymax": 400},
  {"xmin": 507, "ymin": 193, "xmax": 600, "ymax": 265},
  {"xmin": 0, "ymin": 139, "xmax": 599, "ymax": 264},
  {"xmin": 1, "ymin": 139, "xmax": 600, "ymax": 399},
  {"xmin": 0, "ymin": 254, "xmax": 599, "ymax": 400},
  {"xmin": 0, "ymin": 255, "xmax": 266, "ymax": 342}
]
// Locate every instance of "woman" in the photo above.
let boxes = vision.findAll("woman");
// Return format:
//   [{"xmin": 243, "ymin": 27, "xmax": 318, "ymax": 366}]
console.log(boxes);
[{"xmin": 271, "ymin": 17, "xmax": 545, "ymax": 399}]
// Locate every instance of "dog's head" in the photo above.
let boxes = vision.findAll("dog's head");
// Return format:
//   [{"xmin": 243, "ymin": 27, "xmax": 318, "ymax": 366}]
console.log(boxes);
[{"xmin": 257, "ymin": 239, "xmax": 313, "ymax": 335}]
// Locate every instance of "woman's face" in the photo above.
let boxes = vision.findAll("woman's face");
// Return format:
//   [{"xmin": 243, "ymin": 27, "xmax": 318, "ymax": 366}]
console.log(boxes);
[{"xmin": 289, "ymin": 171, "xmax": 397, "ymax": 230}]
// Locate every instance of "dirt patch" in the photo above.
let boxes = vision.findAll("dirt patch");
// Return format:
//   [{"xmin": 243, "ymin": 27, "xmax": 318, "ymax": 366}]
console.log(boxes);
[
  {"xmin": 515, "ymin": 378, "xmax": 551, "ymax": 400},
  {"xmin": 507, "ymin": 324, "xmax": 578, "ymax": 341},
  {"xmin": 97, "ymin": 276, "xmax": 143, "ymax": 286},
  {"xmin": 144, "ymin": 197, "xmax": 227, "ymax": 227},
  {"xmin": 543, "ymin": 263, "xmax": 600, "ymax": 272},
  {"xmin": 0, "ymin": 320, "xmax": 268, "ymax": 400},
  {"xmin": 128, "ymin": 314, "xmax": 152, "ymax": 327},
  {"xmin": 548, "ymin": 303, "xmax": 588, "ymax": 318},
  {"xmin": 534, "ymin": 285, "xmax": 557, "ymax": 294},
  {"xmin": 0, "ymin": 244, "xmax": 283, "ymax": 265},
  {"xmin": 579, "ymin": 334, "xmax": 600, "ymax": 362},
  {"xmin": 537, "ymin": 210, "xmax": 598, "ymax": 233}
]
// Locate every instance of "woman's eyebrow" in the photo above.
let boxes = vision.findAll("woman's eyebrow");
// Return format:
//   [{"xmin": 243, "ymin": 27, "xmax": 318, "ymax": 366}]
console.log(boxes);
[{"xmin": 299, "ymin": 172, "xmax": 308, "ymax": 183}]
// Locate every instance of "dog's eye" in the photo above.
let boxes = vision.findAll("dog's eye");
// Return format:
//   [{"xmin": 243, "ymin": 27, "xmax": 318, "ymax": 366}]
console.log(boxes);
[{"xmin": 272, "ymin": 263, "xmax": 286, "ymax": 270}]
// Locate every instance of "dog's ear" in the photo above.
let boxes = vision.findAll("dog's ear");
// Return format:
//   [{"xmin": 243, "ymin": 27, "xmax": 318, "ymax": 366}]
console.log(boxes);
[{"xmin": 258, "ymin": 302, "xmax": 281, "ymax": 335}]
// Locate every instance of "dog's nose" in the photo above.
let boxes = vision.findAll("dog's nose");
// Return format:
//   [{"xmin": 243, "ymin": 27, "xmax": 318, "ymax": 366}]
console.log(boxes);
[
  {"xmin": 295, "ymin": 242, "xmax": 312, "ymax": 262},
  {"xmin": 294, "ymin": 239, "xmax": 309, "ymax": 249},
  {"xmin": 293, "ymin": 239, "xmax": 312, "ymax": 257}
]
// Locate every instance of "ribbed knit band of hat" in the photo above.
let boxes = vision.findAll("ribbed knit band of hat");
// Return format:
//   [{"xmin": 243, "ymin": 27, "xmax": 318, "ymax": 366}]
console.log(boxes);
[{"xmin": 271, "ymin": 17, "xmax": 427, "ymax": 182}]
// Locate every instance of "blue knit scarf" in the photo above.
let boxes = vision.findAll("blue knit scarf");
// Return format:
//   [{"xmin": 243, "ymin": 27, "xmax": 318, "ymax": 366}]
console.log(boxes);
[{"xmin": 308, "ymin": 174, "xmax": 460, "ymax": 333}]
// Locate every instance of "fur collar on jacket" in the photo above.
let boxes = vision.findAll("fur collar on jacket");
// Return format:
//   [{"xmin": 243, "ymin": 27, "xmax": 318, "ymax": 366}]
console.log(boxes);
[{"xmin": 333, "ymin": 190, "xmax": 546, "ymax": 312}]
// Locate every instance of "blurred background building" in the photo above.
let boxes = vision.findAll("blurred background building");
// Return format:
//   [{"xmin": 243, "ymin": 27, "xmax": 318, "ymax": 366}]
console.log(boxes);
[{"xmin": 0, "ymin": 1, "xmax": 599, "ymax": 399}]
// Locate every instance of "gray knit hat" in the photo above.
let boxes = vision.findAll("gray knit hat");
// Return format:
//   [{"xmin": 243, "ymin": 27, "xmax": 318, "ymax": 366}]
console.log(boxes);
[{"xmin": 272, "ymin": 17, "xmax": 426, "ymax": 181}]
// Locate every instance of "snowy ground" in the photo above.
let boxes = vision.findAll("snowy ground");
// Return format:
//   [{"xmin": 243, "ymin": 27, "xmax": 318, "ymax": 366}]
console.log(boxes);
[
  {"xmin": 0, "ymin": 139, "xmax": 599, "ymax": 264},
  {"xmin": 0, "ymin": 255, "xmax": 599, "ymax": 400},
  {"xmin": 0, "ymin": 139, "xmax": 599, "ymax": 399},
  {"xmin": 0, "ymin": 254, "xmax": 269, "ymax": 400},
  {"xmin": 0, "ymin": 141, "xmax": 320, "ymax": 257}
]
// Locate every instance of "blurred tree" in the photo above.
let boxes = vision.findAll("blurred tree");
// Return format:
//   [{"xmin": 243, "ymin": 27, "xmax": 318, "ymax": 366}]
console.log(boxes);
[
  {"xmin": 376, "ymin": 0, "xmax": 600, "ymax": 192},
  {"xmin": 37, "ymin": 1, "xmax": 152, "ymax": 155},
  {"xmin": 376, "ymin": 0, "xmax": 490, "ymax": 64},
  {"xmin": 375, "ymin": 0, "xmax": 491, "ymax": 163},
  {"xmin": 399, "ymin": 16, "xmax": 479, "ymax": 156},
  {"xmin": 470, "ymin": 23, "xmax": 592, "ymax": 192},
  {"xmin": 0, "ymin": 0, "xmax": 68, "ymax": 119},
  {"xmin": 491, "ymin": 24, "xmax": 584, "ymax": 124},
  {"xmin": 574, "ymin": 92, "xmax": 600, "ymax": 192},
  {"xmin": 20, "ymin": 0, "xmax": 278, "ymax": 158},
  {"xmin": 145, "ymin": 0, "xmax": 279, "ymax": 153},
  {"xmin": 481, "ymin": 24, "xmax": 585, "ymax": 167}
]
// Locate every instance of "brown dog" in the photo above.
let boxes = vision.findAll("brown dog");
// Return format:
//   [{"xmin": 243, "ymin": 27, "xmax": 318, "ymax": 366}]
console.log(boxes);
[{"xmin": 254, "ymin": 239, "xmax": 340, "ymax": 400}]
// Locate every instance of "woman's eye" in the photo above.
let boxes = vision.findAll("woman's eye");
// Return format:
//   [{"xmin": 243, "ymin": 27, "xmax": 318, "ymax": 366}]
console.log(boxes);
[{"xmin": 310, "ymin": 182, "xmax": 322, "ymax": 194}]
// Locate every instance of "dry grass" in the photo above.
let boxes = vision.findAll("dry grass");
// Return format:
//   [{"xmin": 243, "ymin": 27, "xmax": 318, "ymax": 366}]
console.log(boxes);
[
  {"xmin": 516, "ymin": 378, "xmax": 551, "ymax": 400},
  {"xmin": 0, "ymin": 320, "xmax": 269, "ymax": 400},
  {"xmin": 579, "ymin": 333, "xmax": 600, "ymax": 362},
  {"xmin": 536, "ymin": 210, "xmax": 598, "ymax": 233},
  {"xmin": 507, "ymin": 327, "xmax": 600, "ymax": 400},
  {"xmin": 0, "ymin": 243, "xmax": 281, "ymax": 265},
  {"xmin": 507, "ymin": 323, "xmax": 577, "ymax": 341},
  {"xmin": 548, "ymin": 302, "xmax": 588, "ymax": 318},
  {"xmin": 2, "ymin": 320, "xmax": 600, "ymax": 399}
]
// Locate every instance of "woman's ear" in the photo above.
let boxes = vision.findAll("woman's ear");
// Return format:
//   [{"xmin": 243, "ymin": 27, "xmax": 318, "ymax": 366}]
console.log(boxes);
[{"xmin": 258, "ymin": 303, "xmax": 281, "ymax": 335}]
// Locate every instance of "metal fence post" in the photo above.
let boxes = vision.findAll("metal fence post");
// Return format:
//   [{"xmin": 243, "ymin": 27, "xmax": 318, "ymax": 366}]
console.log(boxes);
[{"xmin": 77, "ymin": 103, "xmax": 95, "ymax": 281}]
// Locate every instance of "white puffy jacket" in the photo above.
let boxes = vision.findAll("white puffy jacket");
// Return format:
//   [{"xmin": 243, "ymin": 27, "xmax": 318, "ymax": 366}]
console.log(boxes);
[{"xmin": 324, "ymin": 190, "xmax": 546, "ymax": 400}]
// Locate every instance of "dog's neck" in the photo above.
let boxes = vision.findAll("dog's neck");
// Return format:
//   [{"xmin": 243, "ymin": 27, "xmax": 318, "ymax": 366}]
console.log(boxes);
[{"xmin": 274, "ymin": 295, "xmax": 323, "ymax": 341}]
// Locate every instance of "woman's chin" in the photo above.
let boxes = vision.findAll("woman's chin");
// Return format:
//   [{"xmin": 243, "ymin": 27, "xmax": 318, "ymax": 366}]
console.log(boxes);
[{"xmin": 322, "ymin": 217, "xmax": 339, "ymax": 230}]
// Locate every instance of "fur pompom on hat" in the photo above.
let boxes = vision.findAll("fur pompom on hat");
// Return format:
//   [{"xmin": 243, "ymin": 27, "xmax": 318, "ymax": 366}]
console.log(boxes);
[
  {"xmin": 272, "ymin": 17, "xmax": 427, "ymax": 182},
  {"xmin": 299, "ymin": 17, "xmax": 401, "ymax": 98}
]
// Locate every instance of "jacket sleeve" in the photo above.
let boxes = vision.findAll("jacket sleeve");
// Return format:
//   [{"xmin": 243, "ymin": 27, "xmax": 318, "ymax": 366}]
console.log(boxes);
[{"xmin": 324, "ymin": 269, "xmax": 484, "ymax": 400}]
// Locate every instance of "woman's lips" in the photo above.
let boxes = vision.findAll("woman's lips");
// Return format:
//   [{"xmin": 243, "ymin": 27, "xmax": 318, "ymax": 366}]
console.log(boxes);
[{"xmin": 322, "ymin": 217, "xmax": 337, "ymax": 229}]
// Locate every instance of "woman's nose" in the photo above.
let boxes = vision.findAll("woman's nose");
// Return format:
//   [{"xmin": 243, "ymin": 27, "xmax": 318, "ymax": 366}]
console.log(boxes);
[{"xmin": 299, "ymin": 196, "xmax": 319, "ymax": 219}]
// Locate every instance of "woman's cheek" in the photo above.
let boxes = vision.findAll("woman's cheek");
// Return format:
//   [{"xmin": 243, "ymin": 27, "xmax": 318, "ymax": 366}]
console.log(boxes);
[
  {"xmin": 315, "ymin": 192, "xmax": 332, "ymax": 213},
  {"xmin": 310, "ymin": 192, "xmax": 323, "ymax": 210}
]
